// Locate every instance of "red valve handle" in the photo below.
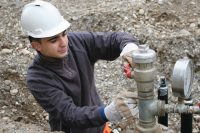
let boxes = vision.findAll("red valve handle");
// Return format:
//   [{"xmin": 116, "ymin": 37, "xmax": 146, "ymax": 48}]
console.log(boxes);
[
  {"xmin": 198, "ymin": 102, "xmax": 200, "ymax": 108},
  {"xmin": 124, "ymin": 63, "xmax": 132, "ymax": 78}
]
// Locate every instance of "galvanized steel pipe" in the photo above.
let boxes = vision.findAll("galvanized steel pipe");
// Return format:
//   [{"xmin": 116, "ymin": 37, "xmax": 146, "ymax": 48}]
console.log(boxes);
[
  {"xmin": 132, "ymin": 44, "xmax": 161, "ymax": 132},
  {"xmin": 164, "ymin": 104, "xmax": 200, "ymax": 114},
  {"xmin": 128, "ymin": 44, "xmax": 200, "ymax": 133}
]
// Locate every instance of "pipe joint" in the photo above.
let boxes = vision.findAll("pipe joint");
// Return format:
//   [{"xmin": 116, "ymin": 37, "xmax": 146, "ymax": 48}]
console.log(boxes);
[{"xmin": 149, "ymin": 100, "xmax": 165, "ymax": 117}]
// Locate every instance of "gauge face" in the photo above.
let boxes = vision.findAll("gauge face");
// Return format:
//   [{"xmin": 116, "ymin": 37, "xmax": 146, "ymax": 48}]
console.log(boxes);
[
  {"xmin": 172, "ymin": 57, "xmax": 193, "ymax": 99},
  {"xmin": 184, "ymin": 64, "xmax": 192, "ymax": 97}
]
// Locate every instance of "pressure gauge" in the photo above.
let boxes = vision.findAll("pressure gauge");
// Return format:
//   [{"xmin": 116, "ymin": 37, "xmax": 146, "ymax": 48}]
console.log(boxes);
[{"xmin": 172, "ymin": 57, "xmax": 193, "ymax": 99}]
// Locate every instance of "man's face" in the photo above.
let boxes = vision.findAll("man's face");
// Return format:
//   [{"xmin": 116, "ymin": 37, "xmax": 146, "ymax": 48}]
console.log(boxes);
[{"xmin": 32, "ymin": 30, "xmax": 69, "ymax": 58}]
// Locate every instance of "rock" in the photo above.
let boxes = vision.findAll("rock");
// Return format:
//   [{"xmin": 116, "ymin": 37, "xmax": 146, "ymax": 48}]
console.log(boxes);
[
  {"xmin": 158, "ymin": 0, "xmax": 164, "ymax": 5},
  {"xmin": 45, "ymin": 115, "xmax": 49, "ymax": 121},
  {"xmin": 189, "ymin": 23, "xmax": 196, "ymax": 28},
  {"xmin": 132, "ymin": 13, "xmax": 137, "ymax": 19},
  {"xmin": 71, "ymin": 16, "xmax": 79, "ymax": 21},
  {"xmin": 11, "ymin": 108, "xmax": 17, "ymax": 112},
  {"xmin": 178, "ymin": 29, "xmax": 191, "ymax": 36},
  {"xmin": 32, "ymin": 112, "xmax": 36, "ymax": 116},
  {"xmin": 1, "ymin": 48, "xmax": 12, "ymax": 54},
  {"xmin": 138, "ymin": 9, "xmax": 145, "ymax": 15},
  {"xmin": 0, "ymin": 110, "xmax": 5, "ymax": 114},
  {"xmin": 18, "ymin": 43, "xmax": 23, "ymax": 49},
  {"xmin": 4, "ymin": 86, "xmax": 11, "ymax": 91},
  {"xmin": 193, "ymin": 129, "xmax": 199, "ymax": 133},
  {"xmin": 19, "ymin": 49, "xmax": 31, "ymax": 56},
  {"xmin": 2, "ymin": 117, "xmax": 10, "ymax": 121},
  {"xmin": 15, "ymin": 101, "xmax": 20, "ymax": 106},
  {"xmin": 10, "ymin": 89, "xmax": 18, "ymax": 96},
  {"xmin": 4, "ymin": 80, "xmax": 12, "ymax": 85},
  {"xmin": 194, "ymin": 115, "xmax": 200, "ymax": 122},
  {"xmin": 112, "ymin": 129, "xmax": 120, "ymax": 133}
]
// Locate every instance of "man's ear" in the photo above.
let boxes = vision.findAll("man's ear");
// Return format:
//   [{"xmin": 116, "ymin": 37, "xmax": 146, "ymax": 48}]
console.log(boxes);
[{"xmin": 31, "ymin": 42, "xmax": 41, "ymax": 51}]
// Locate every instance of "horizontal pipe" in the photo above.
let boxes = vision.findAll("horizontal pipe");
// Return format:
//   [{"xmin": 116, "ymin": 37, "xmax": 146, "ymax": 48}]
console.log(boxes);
[{"xmin": 164, "ymin": 104, "xmax": 200, "ymax": 114}]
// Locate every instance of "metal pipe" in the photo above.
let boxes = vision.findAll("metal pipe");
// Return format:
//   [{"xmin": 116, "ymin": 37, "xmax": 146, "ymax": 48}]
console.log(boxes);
[
  {"xmin": 164, "ymin": 104, "xmax": 200, "ymax": 114},
  {"xmin": 181, "ymin": 98, "xmax": 193, "ymax": 133},
  {"xmin": 129, "ymin": 45, "xmax": 199, "ymax": 132},
  {"xmin": 158, "ymin": 76, "xmax": 168, "ymax": 127},
  {"xmin": 132, "ymin": 44, "xmax": 159, "ymax": 132}
]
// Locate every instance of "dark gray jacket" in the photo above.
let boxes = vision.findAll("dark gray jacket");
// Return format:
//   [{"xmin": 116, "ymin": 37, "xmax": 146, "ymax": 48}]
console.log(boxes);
[{"xmin": 26, "ymin": 32, "xmax": 138, "ymax": 133}]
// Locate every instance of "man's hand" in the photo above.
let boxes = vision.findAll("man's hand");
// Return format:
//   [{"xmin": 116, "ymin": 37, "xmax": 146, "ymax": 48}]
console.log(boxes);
[
  {"xmin": 120, "ymin": 43, "xmax": 138, "ymax": 78},
  {"xmin": 104, "ymin": 90, "xmax": 138, "ymax": 123}
]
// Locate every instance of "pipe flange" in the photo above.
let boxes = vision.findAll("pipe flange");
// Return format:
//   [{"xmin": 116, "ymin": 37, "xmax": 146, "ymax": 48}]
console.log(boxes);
[{"xmin": 132, "ymin": 44, "xmax": 156, "ymax": 64}]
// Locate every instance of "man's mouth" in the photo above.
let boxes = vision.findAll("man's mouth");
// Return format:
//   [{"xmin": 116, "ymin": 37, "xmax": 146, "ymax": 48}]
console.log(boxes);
[{"xmin": 58, "ymin": 47, "xmax": 67, "ymax": 53}]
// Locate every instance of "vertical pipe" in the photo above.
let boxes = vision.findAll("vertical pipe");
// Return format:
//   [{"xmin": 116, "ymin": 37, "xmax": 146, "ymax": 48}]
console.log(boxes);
[
  {"xmin": 158, "ymin": 76, "xmax": 168, "ymax": 127},
  {"xmin": 132, "ymin": 45, "xmax": 159, "ymax": 132},
  {"xmin": 181, "ymin": 98, "xmax": 193, "ymax": 133}
]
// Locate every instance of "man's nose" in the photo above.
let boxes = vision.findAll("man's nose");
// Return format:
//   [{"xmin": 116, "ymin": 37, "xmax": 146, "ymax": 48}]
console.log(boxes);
[{"xmin": 59, "ymin": 36, "xmax": 67, "ymax": 46}]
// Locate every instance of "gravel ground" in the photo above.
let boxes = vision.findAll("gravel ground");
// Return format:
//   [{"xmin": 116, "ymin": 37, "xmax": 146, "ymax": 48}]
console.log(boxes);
[{"xmin": 1, "ymin": 0, "xmax": 200, "ymax": 132}]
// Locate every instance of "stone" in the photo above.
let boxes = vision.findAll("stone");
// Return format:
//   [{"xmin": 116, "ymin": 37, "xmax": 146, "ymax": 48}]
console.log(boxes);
[
  {"xmin": 1, "ymin": 49, "xmax": 12, "ymax": 54},
  {"xmin": 10, "ymin": 89, "xmax": 18, "ymax": 96}
]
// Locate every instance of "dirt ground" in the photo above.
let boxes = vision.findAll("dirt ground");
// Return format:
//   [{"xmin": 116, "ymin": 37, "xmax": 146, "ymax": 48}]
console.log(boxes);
[{"xmin": 1, "ymin": 0, "xmax": 200, "ymax": 132}]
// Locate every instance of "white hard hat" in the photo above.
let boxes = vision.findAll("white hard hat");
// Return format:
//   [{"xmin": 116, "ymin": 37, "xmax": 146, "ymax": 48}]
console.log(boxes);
[{"xmin": 21, "ymin": 0, "xmax": 70, "ymax": 38}]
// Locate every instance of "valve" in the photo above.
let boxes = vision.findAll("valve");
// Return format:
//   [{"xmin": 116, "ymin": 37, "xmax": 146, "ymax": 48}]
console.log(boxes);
[
  {"xmin": 124, "ymin": 44, "xmax": 200, "ymax": 133},
  {"xmin": 123, "ymin": 63, "xmax": 132, "ymax": 78},
  {"xmin": 198, "ymin": 102, "xmax": 200, "ymax": 108}
]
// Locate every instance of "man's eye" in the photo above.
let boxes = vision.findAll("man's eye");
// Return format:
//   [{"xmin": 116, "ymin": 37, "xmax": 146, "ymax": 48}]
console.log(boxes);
[
  {"xmin": 50, "ymin": 39, "xmax": 57, "ymax": 43},
  {"xmin": 62, "ymin": 30, "xmax": 67, "ymax": 36}
]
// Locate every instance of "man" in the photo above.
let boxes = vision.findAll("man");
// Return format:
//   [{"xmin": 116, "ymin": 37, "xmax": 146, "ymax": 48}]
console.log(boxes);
[{"xmin": 20, "ymin": 0, "xmax": 139, "ymax": 133}]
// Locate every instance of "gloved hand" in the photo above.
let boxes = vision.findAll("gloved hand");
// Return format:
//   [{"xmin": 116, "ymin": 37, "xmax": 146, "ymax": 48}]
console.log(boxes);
[
  {"xmin": 104, "ymin": 90, "xmax": 138, "ymax": 123},
  {"xmin": 120, "ymin": 43, "xmax": 138, "ymax": 78},
  {"xmin": 120, "ymin": 43, "xmax": 138, "ymax": 66}
]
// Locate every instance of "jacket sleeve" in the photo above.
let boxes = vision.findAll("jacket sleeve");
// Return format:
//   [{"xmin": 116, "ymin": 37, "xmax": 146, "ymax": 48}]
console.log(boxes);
[
  {"xmin": 27, "ymin": 69, "xmax": 106, "ymax": 128},
  {"xmin": 68, "ymin": 32, "xmax": 139, "ymax": 62}
]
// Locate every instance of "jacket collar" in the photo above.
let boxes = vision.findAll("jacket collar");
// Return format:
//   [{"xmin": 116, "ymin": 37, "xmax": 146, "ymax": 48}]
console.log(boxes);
[{"xmin": 35, "ymin": 52, "xmax": 68, "ymax": 68}]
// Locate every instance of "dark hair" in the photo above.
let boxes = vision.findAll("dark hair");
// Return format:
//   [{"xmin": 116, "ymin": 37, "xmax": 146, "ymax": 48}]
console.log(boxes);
[{"xmin": 28, "ymin": 36, "xmax": 41, "ymax": 43}]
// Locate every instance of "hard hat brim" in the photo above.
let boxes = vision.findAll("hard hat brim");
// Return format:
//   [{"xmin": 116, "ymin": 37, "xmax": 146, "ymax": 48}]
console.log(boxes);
[{"xmin": 28, "ymin": 19, "xmax": 70, "ymax": 38}]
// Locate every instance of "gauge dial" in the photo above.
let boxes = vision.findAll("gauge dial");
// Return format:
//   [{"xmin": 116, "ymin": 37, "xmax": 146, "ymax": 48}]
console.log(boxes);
[{"xmin": 172, "ymin": 57, "xmax": 193, "ymax": 99}]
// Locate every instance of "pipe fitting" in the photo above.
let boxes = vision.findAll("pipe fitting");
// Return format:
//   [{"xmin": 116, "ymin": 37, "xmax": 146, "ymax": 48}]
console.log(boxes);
[
  {"xmin": 132, "ymin": 44, "xmax": 156, "ymax": 64},
  {"xmin": 149, "ymin": 100, "xmax": 165, "ymax": 117}
]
